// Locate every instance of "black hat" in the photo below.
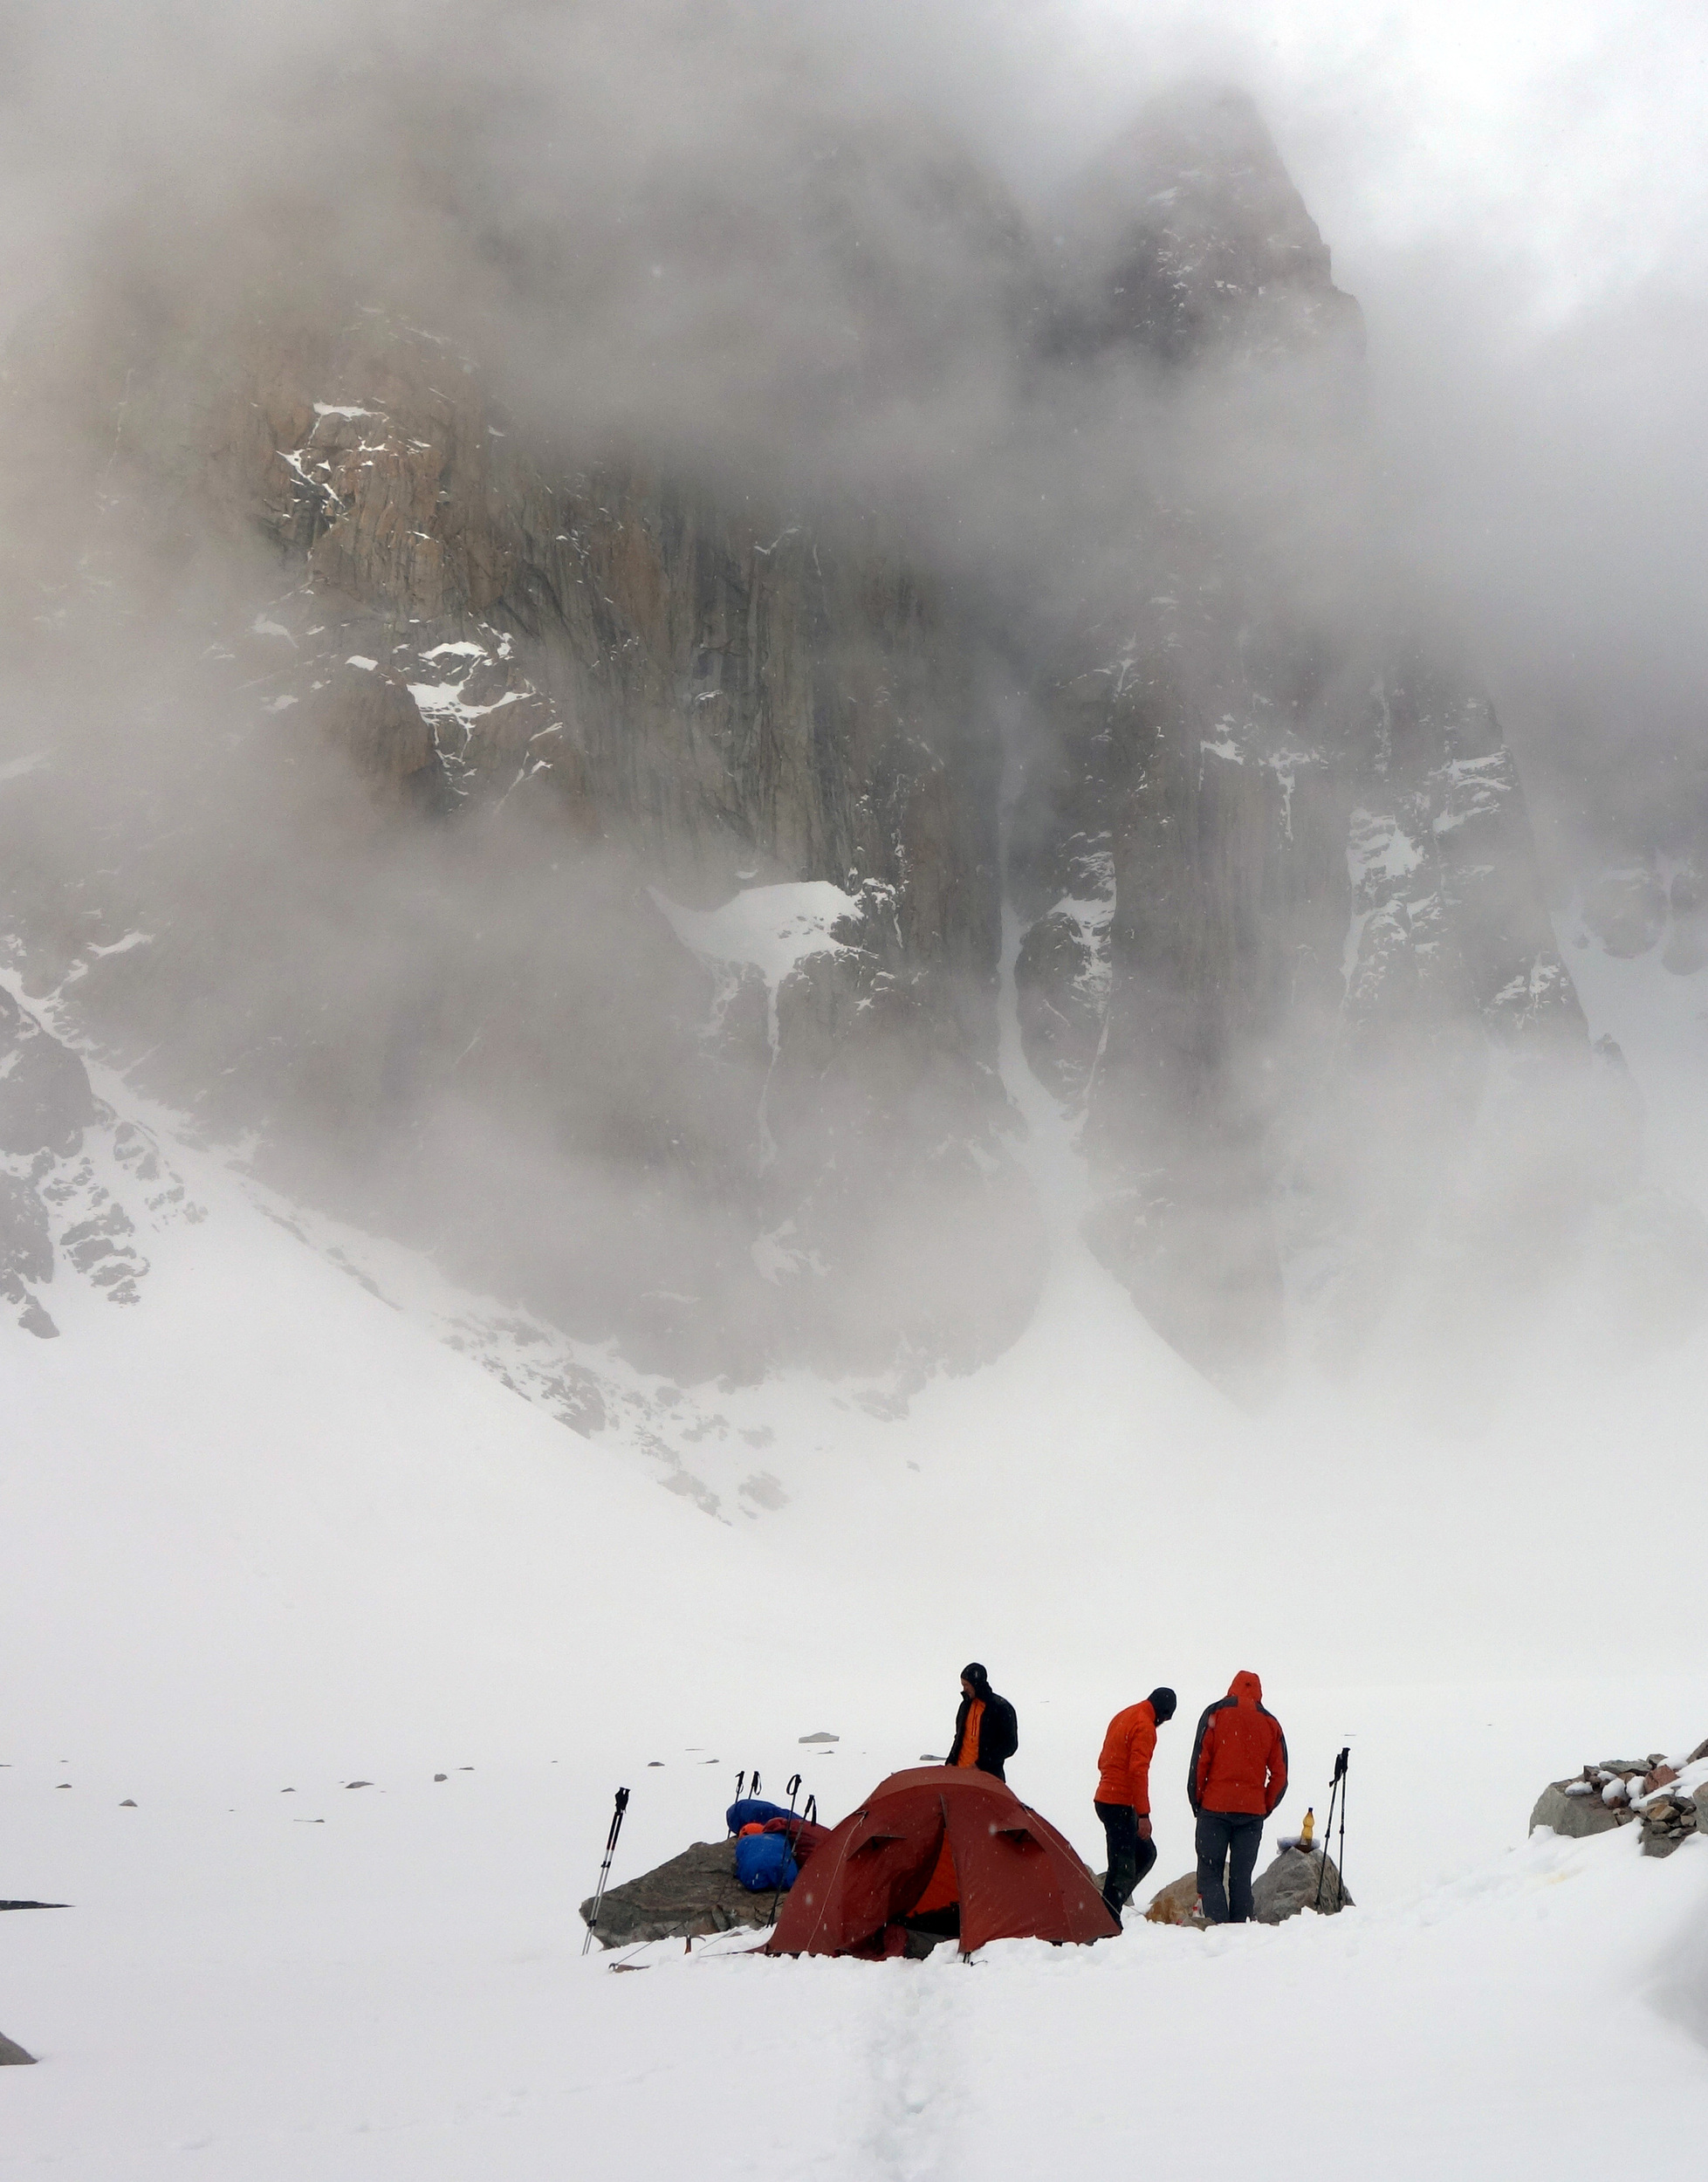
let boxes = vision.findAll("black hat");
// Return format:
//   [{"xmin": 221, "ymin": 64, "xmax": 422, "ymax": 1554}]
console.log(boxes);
[
  {"xmin": 961, "ymin": 1662, "xmax": 990, "ymax": 1691},
  {"xmin": 1149, "ymin": 1686, "xmax": 1177, "ymax": 1722}
]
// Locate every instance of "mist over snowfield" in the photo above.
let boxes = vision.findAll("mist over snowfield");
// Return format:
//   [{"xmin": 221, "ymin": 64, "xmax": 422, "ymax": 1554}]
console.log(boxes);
[{"xmin": 2, "ymin": 0, "xmax": 1706, "ymax": 2172}]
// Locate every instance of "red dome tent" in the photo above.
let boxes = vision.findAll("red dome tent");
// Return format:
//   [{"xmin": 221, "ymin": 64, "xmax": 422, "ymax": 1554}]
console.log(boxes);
[{"xmin": 764, "ymin": 1767, "xmax": 1118, "ymax": 1959}]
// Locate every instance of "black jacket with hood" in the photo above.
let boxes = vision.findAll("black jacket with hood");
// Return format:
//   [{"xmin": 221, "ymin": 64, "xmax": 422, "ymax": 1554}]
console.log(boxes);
[{"xmin": 947, "ymin": 1664, "xmax": 1019, "ymax": 1781}]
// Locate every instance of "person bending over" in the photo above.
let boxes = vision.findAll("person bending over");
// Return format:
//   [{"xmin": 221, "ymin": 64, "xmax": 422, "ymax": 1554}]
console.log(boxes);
[{"xmin": 1094, "ymin": 1686, "xmax": 1176, "ymax": 1921}]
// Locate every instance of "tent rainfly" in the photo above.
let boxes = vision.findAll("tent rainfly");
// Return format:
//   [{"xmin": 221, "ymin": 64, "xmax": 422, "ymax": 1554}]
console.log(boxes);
[{"xmin": 764, "ymin": 1766, "xmax": 1117, "ymax": 1958}]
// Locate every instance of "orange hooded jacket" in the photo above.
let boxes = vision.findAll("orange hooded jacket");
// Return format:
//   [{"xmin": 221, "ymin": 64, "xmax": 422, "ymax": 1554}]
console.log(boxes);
[
  {"xmin": 1095, "ymin": 1700, "xmax": 1158, "ymax": 1814},
  {"xmin": 1189, "ymin": 1671, "xmax": 1287, "ymax": 1818}
]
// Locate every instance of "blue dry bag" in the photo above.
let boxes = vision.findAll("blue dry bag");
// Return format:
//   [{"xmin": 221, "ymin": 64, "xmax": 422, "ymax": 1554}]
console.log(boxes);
[
  {"xmin": 734, "ymin": 1831, "xmax": 799, "ymax": 1893},
  {"xmin": 725, "ymin": 1798, "xmax": 799, "ymax": 1833}
]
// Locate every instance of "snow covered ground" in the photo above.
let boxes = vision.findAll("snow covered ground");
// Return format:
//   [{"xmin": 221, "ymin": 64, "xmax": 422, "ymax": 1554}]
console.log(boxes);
[
  {"xmin": 3, "ymin": 1757, "xmax": 1705, "ymax": 2179},
  {"xmin": 3, "ymin": 909, "xmax": 1705, "ymax": 2173}
]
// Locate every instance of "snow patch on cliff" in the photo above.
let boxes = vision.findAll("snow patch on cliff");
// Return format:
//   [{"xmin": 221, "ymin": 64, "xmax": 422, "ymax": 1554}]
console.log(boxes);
[
  {"xmin": 650, "ymin": 881, "xmax": 859, "ymax": 992},
  {"xmin": 652, "ymin": 881, "xmax": 859, "ymax": 1163}
]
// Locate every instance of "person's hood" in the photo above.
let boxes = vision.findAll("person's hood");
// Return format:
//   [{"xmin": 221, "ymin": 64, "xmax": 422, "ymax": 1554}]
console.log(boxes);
[
  {"xmin": 1228, "ymin": 1671, "xmax": 1263, "ymax": 1705},
  {"xmin": 961, "ymin": 1663, "xmax": 991, "ymax": 1697}
]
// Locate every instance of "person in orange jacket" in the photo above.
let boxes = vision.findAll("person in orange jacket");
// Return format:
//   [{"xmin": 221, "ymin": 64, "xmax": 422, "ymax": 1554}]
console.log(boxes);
[
  {"xmin": 1094, "ymin": 1687, "xmax": 1176, "ymax": 1920},
  {"xmin": 1187, "ymin": 1670, "xmax": 1287, "ymax": 1924}
]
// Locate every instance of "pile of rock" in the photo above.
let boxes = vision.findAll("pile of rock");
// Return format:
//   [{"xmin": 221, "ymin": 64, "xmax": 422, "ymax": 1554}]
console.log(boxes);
[
  {"xmin": 1529, "ymin": 1737, "xmax": 1708, "ymax": 1859},
  {"xmin": 1639, "ymin": 1788, "xmax": 1703, "ymax": 1858}
]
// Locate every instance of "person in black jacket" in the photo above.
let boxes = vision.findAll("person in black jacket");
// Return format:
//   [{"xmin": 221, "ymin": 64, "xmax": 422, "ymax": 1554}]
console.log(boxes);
[{"xmin": 946, "ymin": 1662, "xmax": 1019, "ymax": 1781}]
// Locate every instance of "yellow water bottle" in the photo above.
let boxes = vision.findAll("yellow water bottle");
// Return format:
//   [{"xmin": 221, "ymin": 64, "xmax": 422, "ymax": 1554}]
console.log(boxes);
[{"xmin": 1300, "ymin": 1807, "xmax": 1315, "ymax": 1849}]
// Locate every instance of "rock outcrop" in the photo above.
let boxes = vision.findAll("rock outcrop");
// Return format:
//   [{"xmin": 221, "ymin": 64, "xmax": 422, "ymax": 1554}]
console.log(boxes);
[
  {"xmin": 0, "ymin": 79, "xmax": 1602, "ymax": 1399},
  {"xmin": 0, "ymin": 987, "xmax": 99, "ymax": 1158},
  {"xmin": 1052, "ymin": 83, "xmax": 1364, "ymax": 368},
  {"xmin": 1006, "ymin": 96, "xmax": 1603, "ymax": 1397},
  {"xmin": 0, "ymin": 306, "xmax": 1031, "ymax": 1385},
  {"xmin": 1530, "ymin": 1746, "xmax": 1708, "ymax": 1855},
  {"xmin": 580, "ymin": 1839, "xmax": 778, "ymax": 1948},
  {"xmin": 0, "ymin": 989, "xmax": 197, "ymax": 1335},
  {"xmin": 1639, "ymin": 1793, "xmax": 1700, "ymax": 1859}
]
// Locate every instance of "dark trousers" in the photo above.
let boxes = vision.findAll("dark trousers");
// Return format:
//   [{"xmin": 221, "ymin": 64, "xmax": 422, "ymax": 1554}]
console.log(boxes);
[
  {"xmin": 1196, "ymin": 1809, "xmax": 1264, "ymax": 1923},
  {"xmin": 1095, "ymin": 1801, "xmax": 1157, "ymax": 1918}
]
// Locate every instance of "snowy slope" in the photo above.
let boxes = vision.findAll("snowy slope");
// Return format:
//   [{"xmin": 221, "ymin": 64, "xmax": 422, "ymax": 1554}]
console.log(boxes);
[{"xmin": 3, "ymin": 913, "xmax": 1706, "ymax": 2173}]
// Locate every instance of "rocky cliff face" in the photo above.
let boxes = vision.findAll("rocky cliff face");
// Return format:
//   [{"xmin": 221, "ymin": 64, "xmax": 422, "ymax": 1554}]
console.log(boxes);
[
  {"xmin": 0, "ymin": 83, "xmax": 1618, "ymax": 1400},
  {"xmin": 0, "ymin": 278, "xmax": 1032, "ymax": 1385},
  {"xmin": 1005, "ymin": 90, "xmax": 1611, "ymax": 1396},
  {"xmin": 0, "ymin": 985, "xmax": 201, "ymax": 1338}
]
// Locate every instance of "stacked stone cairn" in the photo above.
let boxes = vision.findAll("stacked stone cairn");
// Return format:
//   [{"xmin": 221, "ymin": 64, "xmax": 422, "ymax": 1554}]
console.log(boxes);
[{"xmin": 1529, "ymin": 1736, "xmax": 1708, "ymax": 1860}]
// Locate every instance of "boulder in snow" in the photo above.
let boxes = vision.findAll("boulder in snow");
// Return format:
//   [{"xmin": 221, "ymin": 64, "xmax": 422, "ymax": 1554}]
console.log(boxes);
[
  {"xmin": 1529, "ymin": 1782, "xmax": 1624, "ymax": 1838},
  {"xmin": 580, "ymin": 1839, "xmax": 780, "ymax": 1948},
  {"xmin": 1252, "ymin": 1845, "xmax": 1353, "ymax": 1921},
  {"xmin": 1143, "ymin": 1871, "xmax": 1204, "ymax": 1926},
  {"xmin": 0, "ymin": 2029, "xmax": 36, "ymax": 2066}
]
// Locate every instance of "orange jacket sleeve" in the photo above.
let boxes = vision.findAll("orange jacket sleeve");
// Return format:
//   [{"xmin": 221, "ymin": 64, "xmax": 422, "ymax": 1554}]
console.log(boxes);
[{"xmin": 1128, "ymin": 1708, "xmax": 1157, "ymax": 1814}]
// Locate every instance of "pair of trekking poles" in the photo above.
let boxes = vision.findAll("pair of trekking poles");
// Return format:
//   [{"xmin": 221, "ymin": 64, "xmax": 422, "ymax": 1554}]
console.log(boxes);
[{"xmin": 736, "ymin": 1769, "xmax": 813, "ymax": 1929}]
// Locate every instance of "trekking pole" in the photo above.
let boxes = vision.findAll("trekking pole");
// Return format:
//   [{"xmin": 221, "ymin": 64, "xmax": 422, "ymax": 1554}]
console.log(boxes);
[
  {"xmin": 1314, "ymin": 1749, "xmax": 1348, "ymax": 1911},
  {"xmin": 730, "ymin": 1771, "xmax": 746, "ymax": 1832},
  {"xmin": 1334, "ymin": 1746, "xmax": 1352, "ymax": 1903},
  {"xmin": 581, "ymin": 1787, "xmax": 631, "ymax": 1957},
  {"xmin": 767, "ymin": 1774, "xmax": 802, "ymax": 1929},
  {"xmin": 1314, "ymin": 1768, "xmax": 1337, "ymax": 1911},
  {"xmin": 1313, "ymin": 1752, "xmax": 1343, "ymax": 1910}
]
